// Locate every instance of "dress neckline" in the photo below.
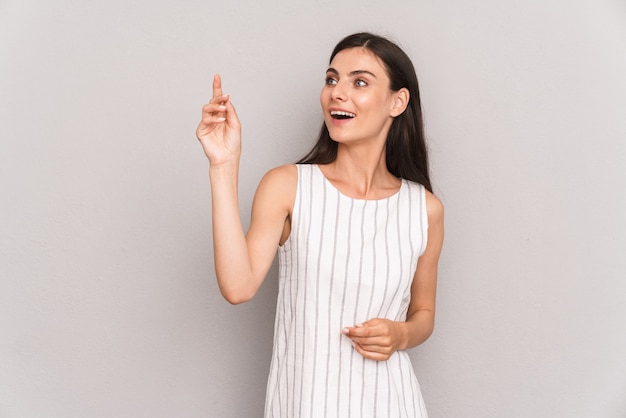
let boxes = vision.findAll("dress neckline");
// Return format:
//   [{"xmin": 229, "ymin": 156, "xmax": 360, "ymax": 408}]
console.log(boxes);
[{"xmin": 313, "ymin": 164, "xmax": 404, "ymax": 202}]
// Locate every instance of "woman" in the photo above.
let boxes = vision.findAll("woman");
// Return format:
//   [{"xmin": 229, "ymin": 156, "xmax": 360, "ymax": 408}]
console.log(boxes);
[{"xmin": 196, "ymin": 32, "xmax": 444, "ymax": 418}]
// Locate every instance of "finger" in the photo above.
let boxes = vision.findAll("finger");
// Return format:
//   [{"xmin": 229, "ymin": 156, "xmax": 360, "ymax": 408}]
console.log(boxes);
[
  {"xmin": 200, "ymin": 113, "xmax": 226, "ymax": 127},
  {"xmin": 202, "ymin": 102, "xmax": 227, "ymax": 115},
  {"xmin": 352, "ymin": 342, "xmax": 391, "ymax": 361},
  {"xmin": 201, "ymin": 114, "xmax": 226, "ymax": 125},
  {"xmin": 199, "ymin": 103, "xmax": 228, "ymax": 126},
  {"xmin": 212, "ymin": 73, "xmax": 223, "ymax": 100},
  {"xmin": 356, "ymin": 342, "xmax": 392, "ymax": 354},
  {"xmin": 342, "ymin": 324, "xmax": 371, "ymax": 338},
  {"xmin": 222, "ymin": 97, "xmax": 241, "ymax": 128},
  {"xmin": 348, "ymin": 334, "xmax": 389, "ymax": 345}
]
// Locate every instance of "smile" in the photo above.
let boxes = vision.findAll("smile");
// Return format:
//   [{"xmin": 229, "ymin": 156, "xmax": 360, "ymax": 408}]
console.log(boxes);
[{"xmin": 330, "ymin": 110, "xmax": 356, "ymax": 120}]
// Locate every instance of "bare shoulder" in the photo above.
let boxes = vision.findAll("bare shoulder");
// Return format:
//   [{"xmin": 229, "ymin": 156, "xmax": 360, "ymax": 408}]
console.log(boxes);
[
  {"xmin": 254, "ymin": 164, "xmax": 298, "ymax": 213},
  {"xmin": 420, "ymin": 189, "xmax": 444, "ymax": 259},
  {"xmin": 424, "ymin": 189, "xmax": 444, "ymax": 226},
  {"xmin": 258, "ymin": 164, "xmax": 298, "ymax": 192}
]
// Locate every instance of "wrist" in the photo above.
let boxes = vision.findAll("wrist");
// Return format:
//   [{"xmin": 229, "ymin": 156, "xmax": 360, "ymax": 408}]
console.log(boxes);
[
  {"xmin": 209, "ymin": 161, "xmax": 240, "ymax": 199},
  {"xmin": 395, "ymin": 321, "xmax": 410, "ymax": 351},
  {"xmin": 209, "ymin": 160, "xmax": 239, "ymax": 177}
]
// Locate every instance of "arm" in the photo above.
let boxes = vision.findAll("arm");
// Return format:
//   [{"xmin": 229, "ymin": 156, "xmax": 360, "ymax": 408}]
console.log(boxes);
[
  {"xmin": 398, "ymin": 190, "xmax": 444, "ymax": 348},
  {"xmin": 196, "ymin": 75, "xmax": 295, "ymax": 304},
  {"xmin": 342, "ymin": 190, "xmax": 444, "ymax": 360}
]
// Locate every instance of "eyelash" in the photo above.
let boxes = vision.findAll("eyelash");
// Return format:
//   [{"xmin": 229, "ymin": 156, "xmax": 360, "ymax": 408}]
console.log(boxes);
[{"xmin": 324, "ymin": 77, "xmax": 368, "ymax": 87}]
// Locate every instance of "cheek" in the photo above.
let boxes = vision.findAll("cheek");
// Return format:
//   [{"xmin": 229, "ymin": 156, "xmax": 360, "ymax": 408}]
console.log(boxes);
[
  {"xmin": 320, "ymin": 87, "xmax": 330, "ymax": 105},
  {"xmin": 352, "ymin": 93, "xmax": 379, "ymax": 112}
]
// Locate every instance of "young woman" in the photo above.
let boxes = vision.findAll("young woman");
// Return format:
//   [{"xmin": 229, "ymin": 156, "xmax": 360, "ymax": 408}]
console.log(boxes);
[{"xmin": 196, "ymin": 32, "xmax": 444, "ymax": 418}]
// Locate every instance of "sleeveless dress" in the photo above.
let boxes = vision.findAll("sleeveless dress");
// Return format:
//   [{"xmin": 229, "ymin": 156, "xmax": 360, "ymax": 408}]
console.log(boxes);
[{"xmin": 264, "ymin": 164, "xmax": 429, "ymax": 418}]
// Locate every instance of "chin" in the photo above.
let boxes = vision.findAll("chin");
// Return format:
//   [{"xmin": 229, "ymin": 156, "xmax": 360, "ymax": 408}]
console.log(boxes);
[{"xmin": 327, "ymin": 131, "xmax": 350, "ymax": 144}]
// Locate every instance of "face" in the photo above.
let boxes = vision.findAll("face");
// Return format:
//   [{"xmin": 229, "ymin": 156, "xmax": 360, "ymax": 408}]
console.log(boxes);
[{"xmin": 320, "ymin": 47, "xmax": 404, "ymax": 146}]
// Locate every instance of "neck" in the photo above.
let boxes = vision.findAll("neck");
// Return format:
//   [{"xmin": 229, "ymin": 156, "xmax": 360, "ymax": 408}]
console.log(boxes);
[{"xmin": 321, "ymin": 144, "xmax": 400, "ymax": 199}]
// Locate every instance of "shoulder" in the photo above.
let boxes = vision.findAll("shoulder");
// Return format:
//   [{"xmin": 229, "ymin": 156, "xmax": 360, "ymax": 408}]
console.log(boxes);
[
  {"xmin": 424, "ymin": 189, "xmax": 444, "ymax": 225},
  {"xmin": 405, "ymin": 181, "xmax": 444, "ymax": 224},
  {"xmin": 254, "ymin": 164, "xmax": 298, "ymax": 212},
  {"xmin": 258, "ymin": 164, "xmax": 298, "ymax": 189},
  {"xmin": 418, "ymin": 188, "xmax": 444, "ymax": 259}
]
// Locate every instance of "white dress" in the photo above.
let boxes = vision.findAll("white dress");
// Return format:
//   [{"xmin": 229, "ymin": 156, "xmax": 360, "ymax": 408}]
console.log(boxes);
[{"xmin": 264, "ymin": 164, "xmax": 429, "ymax": 418}]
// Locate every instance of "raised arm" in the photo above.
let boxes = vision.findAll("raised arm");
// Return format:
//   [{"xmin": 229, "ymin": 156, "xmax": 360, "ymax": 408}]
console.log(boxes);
[{"xmin": 196, "ymin": 75, "xmax": 295, "ymax": 304}]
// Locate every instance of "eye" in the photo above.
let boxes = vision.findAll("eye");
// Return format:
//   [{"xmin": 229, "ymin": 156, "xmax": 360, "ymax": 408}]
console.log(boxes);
[
  {"xmin": 325, "ymin": 77, "xmax": 337, "ymax": 86},
  {"xmin": 355, "ymin": 79, "xmax": 368, "ymax": 87}
]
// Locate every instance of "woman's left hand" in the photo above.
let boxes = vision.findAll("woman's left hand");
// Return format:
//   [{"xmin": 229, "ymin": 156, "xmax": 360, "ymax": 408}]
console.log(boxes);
[{"xmin": 342, "ymin": 318, "xmax": 407, "ymax": 361}]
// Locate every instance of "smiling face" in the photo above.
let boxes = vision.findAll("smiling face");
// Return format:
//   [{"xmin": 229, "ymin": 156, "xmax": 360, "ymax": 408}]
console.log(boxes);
[{"xmin": 320, "ymin": 47, "xmax": 407, "ymax": 147}]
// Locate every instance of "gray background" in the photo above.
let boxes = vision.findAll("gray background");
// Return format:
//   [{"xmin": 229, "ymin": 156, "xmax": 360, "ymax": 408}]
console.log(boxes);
[{"xmin": 2, "ymin": 0, "xmax": 625, "ymax": 417}]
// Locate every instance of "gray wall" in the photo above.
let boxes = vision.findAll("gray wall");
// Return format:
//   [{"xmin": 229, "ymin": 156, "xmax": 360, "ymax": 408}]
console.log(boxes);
[{"xmin": 2, "ymin": 0, "xmax": 625, "ymax": 417}]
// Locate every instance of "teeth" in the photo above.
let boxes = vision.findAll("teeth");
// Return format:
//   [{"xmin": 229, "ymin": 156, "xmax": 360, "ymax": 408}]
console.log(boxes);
[{"xmin": 330, "ymin": 110, "xmax": 356, "ymax": 118}]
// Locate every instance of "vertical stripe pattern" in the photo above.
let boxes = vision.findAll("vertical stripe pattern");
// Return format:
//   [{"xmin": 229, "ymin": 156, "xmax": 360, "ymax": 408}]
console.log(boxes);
[{"xmin": 265, "ymin": 164, "xmax": 429, "ymax": 418}]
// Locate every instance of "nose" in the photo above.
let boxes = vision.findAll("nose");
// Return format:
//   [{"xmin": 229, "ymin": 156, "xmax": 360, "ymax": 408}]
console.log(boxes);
[{"xmin": 330, "ymin": 80, "xmax": 347, "ymax": 102}]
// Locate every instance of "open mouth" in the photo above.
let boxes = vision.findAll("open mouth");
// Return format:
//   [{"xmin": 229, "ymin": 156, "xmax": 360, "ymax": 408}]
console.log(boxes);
[{"xmin": 330, "ymin": 110, "xmax": 356, "ymax": 120}]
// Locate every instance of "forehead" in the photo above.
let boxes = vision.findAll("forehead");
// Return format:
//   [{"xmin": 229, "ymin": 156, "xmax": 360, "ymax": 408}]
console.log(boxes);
[{"xmin": 328, "ymin": 47, "xmax": 388, "ymax": 76}]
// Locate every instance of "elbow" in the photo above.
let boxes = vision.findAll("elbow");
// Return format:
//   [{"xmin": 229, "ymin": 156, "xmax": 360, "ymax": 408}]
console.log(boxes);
[
  {"xmin": 424, "ymin": 323, "xmax": 435, "ymax": 341},
  {"xmin": 220, "ymin": 288, "xmax": 256, "ymax": 305},
  {"xmin": 215, "ymin": 269, "xmax": 260, "ymax": 305}
]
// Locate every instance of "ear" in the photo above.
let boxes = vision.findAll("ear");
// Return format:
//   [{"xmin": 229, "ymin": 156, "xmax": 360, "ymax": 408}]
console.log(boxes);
[{"xmin": 390, "ymin": 88, "xmax": 410, "ymax": 117}]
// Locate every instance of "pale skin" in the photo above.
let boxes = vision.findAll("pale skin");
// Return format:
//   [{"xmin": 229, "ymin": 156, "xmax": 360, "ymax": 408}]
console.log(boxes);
[{"xmin": 196, "ymin": 47, "xmax": 444, "ymax": 361}]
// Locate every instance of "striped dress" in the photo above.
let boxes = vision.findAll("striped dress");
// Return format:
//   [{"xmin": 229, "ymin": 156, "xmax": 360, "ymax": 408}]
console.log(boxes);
[{"xmin": 264, "ymin": 164, "xmax": 429, "ymax": 418}]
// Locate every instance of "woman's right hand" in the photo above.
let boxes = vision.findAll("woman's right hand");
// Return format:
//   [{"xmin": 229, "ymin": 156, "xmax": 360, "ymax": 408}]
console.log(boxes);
[{"xmin": 196, "ymin": 74, "xmax": 242, "ymax": 166}]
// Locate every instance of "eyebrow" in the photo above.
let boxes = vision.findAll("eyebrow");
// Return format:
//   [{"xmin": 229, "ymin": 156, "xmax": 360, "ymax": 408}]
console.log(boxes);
[{"xmin": 326, "ymin": 67, "xmax": 377, "ymax": 78}]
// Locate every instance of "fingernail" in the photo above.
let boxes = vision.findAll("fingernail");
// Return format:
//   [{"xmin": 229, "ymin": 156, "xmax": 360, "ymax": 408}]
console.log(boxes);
[
  {"xmin": 355, "ymin": 323, "xmax": 363, "ymax": 327},
  {"xmin": 218, "ymin": 105, "xmax": 226, "ymax": 110},
  {"xmin": 216, "ymin": 117, "xmax": 226, "ymax": 122},
  {"xmin": 342, "ymin": 328, "xmax": 349, "ymax": 335}
]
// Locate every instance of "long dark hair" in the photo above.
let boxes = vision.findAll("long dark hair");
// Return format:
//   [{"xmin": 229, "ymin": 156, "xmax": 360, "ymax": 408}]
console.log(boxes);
[{"xmin": 297, "ymin": 32, "xmax": 432, "ymax": 192}]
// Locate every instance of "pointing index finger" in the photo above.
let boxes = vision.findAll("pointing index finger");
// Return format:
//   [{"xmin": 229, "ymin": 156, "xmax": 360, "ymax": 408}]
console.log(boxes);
[{"xmin": 212, "ymin": 73, "xmax": 223, "ymax": 99}]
